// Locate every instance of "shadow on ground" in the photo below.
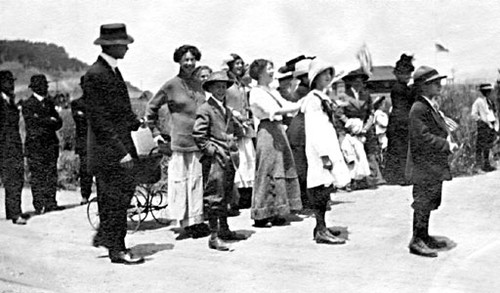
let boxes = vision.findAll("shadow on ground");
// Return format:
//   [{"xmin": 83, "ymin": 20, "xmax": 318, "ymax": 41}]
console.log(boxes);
[{"xmin": 130, "ymin": 243, "xmax": 175, "ymax": 258}]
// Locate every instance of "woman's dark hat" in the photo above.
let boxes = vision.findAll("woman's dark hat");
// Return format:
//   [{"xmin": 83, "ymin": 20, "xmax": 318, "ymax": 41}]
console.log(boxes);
[
  {"xmin": 202, "ymin": 71, "xmax": 234, "ymax": 91},
  {"xmin": 394, "ymin": 54, "xmax": 415, "ymax": 74},
  {"xmin": 94, "ymin": 23, "xmax": 134, "ymax": 45},
  {"xmin": 413, "ymin": 66, "xmax": 447, "ymax": 84},
  {"xmin": 342, "ymin": 68, "xmax": 369, "ymax": 83}
]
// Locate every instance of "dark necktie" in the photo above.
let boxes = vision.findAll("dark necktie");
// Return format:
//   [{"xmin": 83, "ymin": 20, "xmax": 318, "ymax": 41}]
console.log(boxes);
[{"xmin": 115, "ymin": 67, "xmax": 124, "ymax": 81}]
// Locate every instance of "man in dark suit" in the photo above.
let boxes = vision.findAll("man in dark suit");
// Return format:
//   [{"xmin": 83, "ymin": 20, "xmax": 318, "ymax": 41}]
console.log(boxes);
[
  {"xmin": 22, "ymin": 74, "xmax": 64, "ymax": 214},
  {"xmin": 406, "ymin": 66, "xmax": 458, "ymax": 258},
  {"xmin": 0, "ymin": 70, "xmax": 27, "ymax": 224},
  {"xmin": 84, "ymin": 23, "xmax": 143, "ymax": 265},
  {"xmin": 71, "ymin": 76, "xmax": 93, "ymax": 205}
]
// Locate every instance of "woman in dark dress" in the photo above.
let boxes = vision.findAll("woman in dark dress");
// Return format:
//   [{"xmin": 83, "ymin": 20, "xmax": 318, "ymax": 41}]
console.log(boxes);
[{"xmin": 384, "ymin": 54, "xmax": 415, "ymax": 185}]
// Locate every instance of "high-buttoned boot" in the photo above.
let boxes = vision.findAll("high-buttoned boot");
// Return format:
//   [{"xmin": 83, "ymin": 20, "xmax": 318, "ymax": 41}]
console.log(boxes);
[
  {"xmin": 207, "ymin": 217, "xmax": 230, "ymax": 251},
  {"xmin": 423, "ymin": 212, "xmax": 447, "ymax": 249},
  {"xmin": 409, "ymin": 210, "xmax": 437, "ymax": 257}
]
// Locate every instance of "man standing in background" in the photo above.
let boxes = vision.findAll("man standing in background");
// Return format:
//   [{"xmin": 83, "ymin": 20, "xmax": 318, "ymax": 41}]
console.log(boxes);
[
  {"xmin": 71, "ymin": 76, "xmax": 93, "ymax": 205},
  {"xmin": 0, "ymin": 70, "xmax": 27, "ymax": 224},
  {"xmin": 22, "ymin": 74, "xmax": 64, "ymax": 215}
]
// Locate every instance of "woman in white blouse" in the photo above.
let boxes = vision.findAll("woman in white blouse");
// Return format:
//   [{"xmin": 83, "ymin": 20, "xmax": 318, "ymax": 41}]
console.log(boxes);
[
  {"xmin": 302, "ymin": 58, "xmax": 350, "ymax": 244},
  {"xmin": 248, "ymin": 59, "xmax": 302, "ymax": 228}
]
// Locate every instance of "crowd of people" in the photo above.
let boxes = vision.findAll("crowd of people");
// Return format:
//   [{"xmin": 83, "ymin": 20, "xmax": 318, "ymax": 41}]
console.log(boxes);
[{"xmin": 1, "ymin": 22, "xmax": 499, "ymax": 264}]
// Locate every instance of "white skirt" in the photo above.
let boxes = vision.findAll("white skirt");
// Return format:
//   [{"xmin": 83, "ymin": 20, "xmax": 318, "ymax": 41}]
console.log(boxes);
[
  {"xmin": 234, "ymin": 137, "xmax": 256, "ymax": 188},
  {"xmin": 167, "ymin": 151, "xmax": 204, "ymax": 227}
]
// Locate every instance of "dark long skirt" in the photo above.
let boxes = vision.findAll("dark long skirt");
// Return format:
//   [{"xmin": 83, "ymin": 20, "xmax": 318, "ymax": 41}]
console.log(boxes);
[
  {"xmin": 251, "ymin": 120, "xmax": 302, "ymax": 220},
  {"xmin": 384, "ymin": 119, "xmax": 409, "ymax": 184}
]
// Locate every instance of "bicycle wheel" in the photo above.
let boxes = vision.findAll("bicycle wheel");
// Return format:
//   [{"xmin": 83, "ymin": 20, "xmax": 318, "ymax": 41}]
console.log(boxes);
[
  {"xmin": 127, "ymin": 188, "xmax": 149, "ymax": 232},
  {"xmin": 87, "ymin": 197, "xmax": 99, "ymax": 230},
  {"xmin": 150, "ymin": 189, "xmax": 170, "ymax": 225}
]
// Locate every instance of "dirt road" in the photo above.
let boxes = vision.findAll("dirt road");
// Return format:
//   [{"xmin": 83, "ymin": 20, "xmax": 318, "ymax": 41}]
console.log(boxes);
[{"xmin": 1, "ymin": 170, "xmax": 500, "ymax": 293}]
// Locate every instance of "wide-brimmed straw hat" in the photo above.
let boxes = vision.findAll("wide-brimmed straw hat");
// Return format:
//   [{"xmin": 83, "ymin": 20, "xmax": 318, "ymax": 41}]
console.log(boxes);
[
  {"xmin": 308, "ymin": 58, "xmax": 335, "ymax": 88},
  {"xmin": 293, "ymin": 59, "xmax": 313, "ymax": 78},
  {"xmin": 202, "ymin": 71, "xmax": 234, "ymax": 91},
  {"xmin": 413, "ymin": 66, "xmax": 447, "ymax": 84},
  {"xmin": 94, "ymin": 23, "xmax": 134, "ymax": 45},
  {"xmin": 478, "ymin": 83, "xmax": 493, "ymax": 91}
]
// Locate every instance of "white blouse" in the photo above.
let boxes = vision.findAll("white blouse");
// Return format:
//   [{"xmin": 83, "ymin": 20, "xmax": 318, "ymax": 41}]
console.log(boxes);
[{"xmin": 249, "ymin": 86, "xmax": 298, "ymax": 121}]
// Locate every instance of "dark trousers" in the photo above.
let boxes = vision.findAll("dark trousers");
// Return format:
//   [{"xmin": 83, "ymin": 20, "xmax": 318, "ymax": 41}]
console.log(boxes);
[
  {"xmin": 308, "ymin": 185, "xmax": 333, "ymax": 210},
  {"xmin": 95, "ymin": 167, "xmax": 135, "ymax": 252},
  {"xmin": 201, "ymin": 156, "xmax": 235, "ymax": 219},
  {"xmin": 476, "ymin": 121, "xmax": 495, "ymax": 167},
  {"xmin": 3, "ymin": 155, "xmax": 24, "ymax": 219},
  {"xmin": 412, "ymin": 181, "xmax": 443, "ymax": 212},
  {"xmin": 28, "ymin": 147, "xmax": 58, "ymax": 211},
  {"xmin": 78, "ymin": 153, "xmax": 93, "ymax": 199}
]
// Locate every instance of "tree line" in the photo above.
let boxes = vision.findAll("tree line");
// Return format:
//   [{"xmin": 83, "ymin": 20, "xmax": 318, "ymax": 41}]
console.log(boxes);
[{"xmin": 0, "ymin": 40, "xmax": 88, "ymax": 72}]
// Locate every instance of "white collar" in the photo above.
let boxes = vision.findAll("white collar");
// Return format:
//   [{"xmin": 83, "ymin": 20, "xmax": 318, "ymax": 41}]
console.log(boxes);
[
  {"xmin": 1, "ymin": 92, "xmax": 9, "ymax": 102},
  {"xmin": 100, "ymin": 52, "xmax": 118, "ymax": 70},
  {"xmin": 209, "ymin": 95, "xmax": 226, "ymax": 113},
  {"xmin": 33, "ymin": 92, "xmax": 45, "ymax": 102}
]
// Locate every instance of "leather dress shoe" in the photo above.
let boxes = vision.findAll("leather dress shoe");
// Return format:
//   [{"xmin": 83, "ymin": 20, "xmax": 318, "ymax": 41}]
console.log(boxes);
[
  {"xmin": 409, "ymin": 237, "xmax": 438, "ymax": 257},
  {"xmin": 45, "ymin": 205, "xmax": 65, "ymax": 212},
  {"xmin": 425, "ymin": 236, "xmax": 447, "ymax": 249},
  {"xmin": 314, "ymin": 230, "xmax": 346, "ymax": 245},
  {"xmin": 208, "ymin": 237, "xmax": 231, "ymax": 251},
  {"xmin": 218, "ymin": 230, "xmax": 247, "ymax": 241},
  {"xmin": 254, "ymin": 219, "xmax": 272, "ymax": 228},
  {"xmin": 186, "ymin": 224, "xmax": 211, "ymax": 239},
  {"xmin": 12, "ymin": 217, "xmax": 27, "ymax": 225},
  {"xmin": 482, "ymin": 165, "xmax": 496, "ymax": 172},
  {"xmin": 109, "ymin": 251, "xmax": 144, "ymax": 265},
  {"xmin": 227, "ymin": 208, "xmax": 240, "ymax": 217},
  {"xmin": 313, "ymin": 227, "xmax": 341, "ymax": 239},
  {"xmin": 271, "ymin": 216, "xmax": 287, "ymax": 226}
]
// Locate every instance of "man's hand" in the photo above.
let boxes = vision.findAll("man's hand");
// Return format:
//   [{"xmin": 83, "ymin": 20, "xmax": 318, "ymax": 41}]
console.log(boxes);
[
  {"xmin": 120, "ymin": 153, "xmax": 134, "ymax": 169},
  {"xmin": 447, "ymin": 135, "xmax": 459, "ymax": 152}
]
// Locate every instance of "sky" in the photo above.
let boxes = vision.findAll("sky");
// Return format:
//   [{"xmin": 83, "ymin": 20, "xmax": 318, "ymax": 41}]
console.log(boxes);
[{"xmin": 1, "ymin": 0, "xmax": 500, "ymax": 92}]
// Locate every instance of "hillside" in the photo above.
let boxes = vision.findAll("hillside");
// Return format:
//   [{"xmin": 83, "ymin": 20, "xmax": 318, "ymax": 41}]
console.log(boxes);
[{"xmin": 0, "ymin": 40, "xmax": 142, "ymax": 101}]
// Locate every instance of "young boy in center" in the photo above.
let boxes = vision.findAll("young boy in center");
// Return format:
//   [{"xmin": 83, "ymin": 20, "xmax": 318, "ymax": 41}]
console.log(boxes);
[{"xmin": 192, "ymin": 71, "xmax": 247, "ymax": 251}]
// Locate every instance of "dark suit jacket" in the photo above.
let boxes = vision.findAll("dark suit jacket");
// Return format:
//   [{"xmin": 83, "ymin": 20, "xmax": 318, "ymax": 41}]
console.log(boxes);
[
  {"xmin": 70, "ymin": 96, "xmax": 88, "ymax": 156},
  {"xmin": 406, "ymin": 96, "xmax": 452, "ymax": 183},
  {"xmin": 22, "ymin": 94, "xmax": 62, "ymax": 158},
  {"xmin": 192, "ymin": 97, "xmax": 239, "ymax": 160},
  {"xmin": 83, "ymin": 56, "xmax": 140, "ymax": 173},
  {"xmin": 0, "ymin": 94, "xmax": 23, "ymax": 167}
]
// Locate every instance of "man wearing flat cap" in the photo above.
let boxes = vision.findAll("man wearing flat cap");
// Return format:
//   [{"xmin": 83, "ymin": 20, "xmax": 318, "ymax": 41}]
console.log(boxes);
[
  {"xmin": 84, "ymin": 23, "xmax": 144, "ymax": 264},
  {"xmin": 0, "ymin": 70, "xmax": 28, "ymax": 225},
  {"xmin": 406, "ymin": 66, "xmax": 458, "ymax": 258},
  {"xmin": 22, "ymin": 74, "xmax": 64, "ymax": 215}
]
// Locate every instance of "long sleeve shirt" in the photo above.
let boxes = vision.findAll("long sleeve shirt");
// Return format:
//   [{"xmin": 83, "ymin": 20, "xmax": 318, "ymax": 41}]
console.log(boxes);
[{"xmin": 471, "ymin": 96, "xmax": 496, "ymax": 124}]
